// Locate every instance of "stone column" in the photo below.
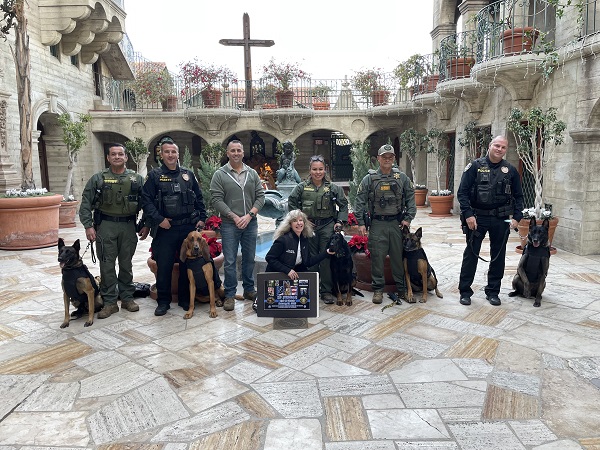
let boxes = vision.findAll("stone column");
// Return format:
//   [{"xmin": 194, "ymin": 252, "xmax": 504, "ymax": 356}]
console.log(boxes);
[{"xmin": 0, "ymin": 91, "xmax": 21, "ymax": 190}]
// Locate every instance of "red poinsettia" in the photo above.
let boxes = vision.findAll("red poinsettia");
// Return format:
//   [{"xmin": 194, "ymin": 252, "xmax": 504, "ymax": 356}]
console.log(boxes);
[
  {"xmin": 205, "ymin": 215, "xmax": 222, "ymax": 231},
  {"xmin": 346, "ymin": 212, "xmax": 358, "ymax": 226},
  {"xmin": 348, "ymin": 234, "xmax": 370, "ymax": 257},
  {"xmin": 202, "ymin": 234, "xmax": 222, "ymax": 258}
]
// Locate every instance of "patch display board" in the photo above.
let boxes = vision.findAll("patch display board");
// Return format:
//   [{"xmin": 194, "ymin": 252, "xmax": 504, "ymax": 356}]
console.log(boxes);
[{"xmin": 256, "ymin": 272, "xmax": 319, "ymax": 318}]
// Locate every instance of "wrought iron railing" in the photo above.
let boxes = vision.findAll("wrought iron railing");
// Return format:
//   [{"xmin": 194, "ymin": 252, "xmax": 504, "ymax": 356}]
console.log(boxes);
[
  {"xmin": 412, "ymin": 52, "xmax": 441, "ymax": 95},
  {"xmin": 581, "ymin": 0, "xmax": 600, "ymax": 35},
  {"xmin": 439, "ymin": 30, "xmax": 478, "ymax": 81}
]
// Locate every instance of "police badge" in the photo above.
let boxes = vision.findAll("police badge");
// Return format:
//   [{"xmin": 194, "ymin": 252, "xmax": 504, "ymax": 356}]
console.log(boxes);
[
  {"xmin": 501, "ymin": 166, "xmax": 509, "ymax": 173},
  {"xmin": 182, "ymin": 173, "xmax": 190, "ymax": 181}
]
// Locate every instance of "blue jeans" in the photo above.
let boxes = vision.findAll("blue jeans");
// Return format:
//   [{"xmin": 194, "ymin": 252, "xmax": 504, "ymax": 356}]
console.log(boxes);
[{"xmin": 220, "ymin": 219, "xmax": 258, "ymax": 297}]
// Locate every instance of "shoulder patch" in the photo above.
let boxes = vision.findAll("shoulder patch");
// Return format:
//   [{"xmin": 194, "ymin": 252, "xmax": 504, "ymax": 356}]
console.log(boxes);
[{"xmin": 464, "ymin": 162, "xmax": 472, "ymax": 172}]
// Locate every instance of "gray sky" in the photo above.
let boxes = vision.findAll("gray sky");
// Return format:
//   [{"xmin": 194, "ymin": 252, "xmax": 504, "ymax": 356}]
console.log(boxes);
[{"xmin": 124, "ymin": 0, "xmax": 435, "ymax": 81}]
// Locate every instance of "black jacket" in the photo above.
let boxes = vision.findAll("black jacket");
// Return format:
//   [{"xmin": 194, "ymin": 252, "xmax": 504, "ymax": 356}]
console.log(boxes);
[{"xmin": 265, "ymin": 231, "xmax": 328, "ymax": 274}]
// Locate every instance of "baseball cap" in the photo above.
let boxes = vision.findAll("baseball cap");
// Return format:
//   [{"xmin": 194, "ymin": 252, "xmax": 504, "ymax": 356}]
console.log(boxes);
[{"xmin": 378, "ymin": 144, "xmax": 395, "ymax": 156}]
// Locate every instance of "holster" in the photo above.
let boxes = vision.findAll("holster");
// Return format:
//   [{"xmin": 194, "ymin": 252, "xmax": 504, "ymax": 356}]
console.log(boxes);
[
  {"xmin": 93, "ymin": 210, "xmax": 102, "ymax": 229},
  {"xmin": 363, "ymin": 212, "xmax": 371, "ymax": 230}
]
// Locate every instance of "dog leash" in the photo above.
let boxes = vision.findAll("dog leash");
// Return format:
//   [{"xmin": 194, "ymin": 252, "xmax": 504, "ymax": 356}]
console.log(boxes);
[
  {"xmin": 81, "ymin": 241, "xmax": 97, "ymax": 265},
  {"xmin": 381, "ymin": 292, "xmax": 402, "ymax": 312},
  {"xmin": 467, "ymin": 225, "xmax": 511, "ymax": 263}
]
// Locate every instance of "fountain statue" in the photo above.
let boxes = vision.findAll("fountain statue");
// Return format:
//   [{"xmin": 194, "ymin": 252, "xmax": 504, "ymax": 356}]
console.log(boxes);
[{"xmin": 259, "ymin": 140, "xmax": 301, "ymax": 223}]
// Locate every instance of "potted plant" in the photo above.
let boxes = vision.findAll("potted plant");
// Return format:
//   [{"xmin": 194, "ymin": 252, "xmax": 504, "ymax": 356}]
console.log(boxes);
[
  {"xmin": 56, "ymin": 112, "xmax": 92, "ymax": 228},
  {"xmin": 262, "ymin": 58, "xmax": 308, "ymax": 108},
  {"xmin": 507, "ymin": 106, "xmax": 566, "ymax": 251},
  {"xmin": 255, "ymin": 84, "xmax": 278, "ymax": 109},
  {"xmin": 311, "ymin": 83, "xmax": 332, "ymax": 110},
  {"xmin": 399, "ymin": 128, "xmax": 427, "ymax": 206},
  {"xmin": 196, "ymin": 143, "xmax": 226, "ymax": 217},
  {"xmin": 124, "ymin": 137, "xmax": 150, "ymax": 177},
  {"xmin": 351, "ymin": 68, "xmax": 391, "ymax": 106},
  {"xmin": 440, "ymin": 33, "xmax": 476, "ymax": 79},
  {"xmin": 425, "ymin": 128, "xmax": 453, "ymax": 217},
  {"xmin": 457, "ymin": 121, "xmax": 492, "ymax": 162},
  {"xmin": 394, "ymin": 53, "xmax": 439, "ymax": 96},
  {"xmin": 348, "ymin": 140, "xmax": 376, "ymax": 210},
  {"xmin": 132, "ymin": 66, "xmax": 176, "ymax": 110},
  {"xmin": 179, "ymin": 59, "xmax": 236, "ymax": 108},
  {"xmin": 343, "ymin": 212, "xmax": 359, "ymax": 235},
  {"xmin": 501, "ymin": 0, "xmax": 541, "ymax": 55},
  {"xmin": 348, "ymin": 234, "xmax": 395, "ymax": 292}
]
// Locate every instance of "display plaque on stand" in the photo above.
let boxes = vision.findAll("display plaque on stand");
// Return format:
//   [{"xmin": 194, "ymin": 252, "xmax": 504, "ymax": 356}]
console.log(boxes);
[{"xmin": 256, "ymin": 272, "xmax": 319, "ymax": 318}]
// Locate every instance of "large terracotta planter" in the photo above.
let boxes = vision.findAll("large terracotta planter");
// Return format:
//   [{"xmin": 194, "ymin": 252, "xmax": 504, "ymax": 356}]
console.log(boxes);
[
  {"xmin": 0, "ymin": 194, "xmax": 62, "ymax": 250},
  {"xmin": 161, "ymin": 95, "xmax": 178, "ymax": 111},
  {"xmin": 59, "ymin": 200, "xmax": 79, "ymax": 228},
  {"xmin": 502, "ymin": 27, "xmax": 539, "ymax": 55},
  {"xmin": 446, "ymin": 58, "xmax": 475, "ymax": 79},
  {"xmin": 415, "ymin": 188, "xmax": 428, "ymax": 208},
  {"xmin": 371, "ymin": 90, "xmax": 389, "ymax": 106},
  {"xmin": 201, "ymin": 89, "xmax": 222, "ymax": 108},
  {"xmin": 428, "ymin": 194, "xmax": 454, "ymax": 217},
  {"xmin": 313, "ymin": 101, "xmax": 330, "ymax": 110},
  {"xmin": 147, "ymin": 253, "xmax": 224, "ymax": 302},
  {"xmin": 352, "ymin": 252, "xmax": 396, "ymax": 293},
  {"xmin": 275, "ymin": 90, "xmax": 294, "ymax": 108},
  {"xmin": 516, "ymin": 217, "xmax": 558, "ymax": 255}
]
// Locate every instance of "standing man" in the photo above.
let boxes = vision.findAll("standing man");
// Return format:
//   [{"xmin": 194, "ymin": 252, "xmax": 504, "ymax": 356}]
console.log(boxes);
[
  {"xmin": 79, "ymin": 143, "xmax": 148, "ymax": 319},
  {"xmin": 210, "ymin": 140, "xmax": 265, "ymax": 311},
  {"xmin": 355, "ymin": 144, "xmax": 416, "ymax": 304},
  {"xmin": 457, "ymin": 135, "xmax": 524, "ymax": 306},
  {"xmin": 141, "ymin": 139, "xmax": 206, "ymax": 316}
]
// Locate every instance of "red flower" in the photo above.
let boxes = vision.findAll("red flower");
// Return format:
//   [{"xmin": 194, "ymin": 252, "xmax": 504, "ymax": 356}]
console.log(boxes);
[
  {"xmin": 202, "ymin": 234, "xmax": 222, "ymax": 258},
  {"xmin": 348, "ymin": 234, "xmax": 370, "ymax": 257},
  {"xmin": 205, "ymin": 215, "xmax": 222, "ymax": 231},
  {"xmin": 347, "ymin": 212, "xmax": 358, "ymax": 226}
]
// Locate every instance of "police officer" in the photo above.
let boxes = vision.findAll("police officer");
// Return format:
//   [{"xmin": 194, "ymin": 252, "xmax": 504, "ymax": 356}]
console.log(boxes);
[
  {"xmin": 141, "ymin": 139, "xmax": 206, "ymax": 316},
  {"xmin": 79, "ymin": 143, "xmax": 148, "ymax": 319},
  {"xmin": 457, "ymin": 135, "xmax": 524, "ymax": 306},
  {"xmin": 355, "ymin": 144, "xmax": 416, "ymax": 304},
  {"xmin": 288, "ymin": 154, "xmax": 348, "ymax": 304}
]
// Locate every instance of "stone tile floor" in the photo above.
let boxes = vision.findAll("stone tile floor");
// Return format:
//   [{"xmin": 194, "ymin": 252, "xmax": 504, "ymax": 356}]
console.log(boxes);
[{"xmin": 1, "ymin": 210, "xmax": 600, "ymax": 449}]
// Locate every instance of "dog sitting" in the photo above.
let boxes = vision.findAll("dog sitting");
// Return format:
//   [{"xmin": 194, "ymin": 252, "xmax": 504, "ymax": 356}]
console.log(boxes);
[
  {"xmin": 327, "ymin": 230, "xmax": 354, "ymax": 306},
  {"xmin": 179, "ymin": 230, "xmax": 225, "ymax": 319},
  {"xmin": 508, "ymin": 217, "xmax": 551, "ymax": 307},
  {"xmin": 58, "ymin": 238, "xmax": 103, "ymax": 328},
  {"xmin": 401, "ymin": 226, "xmax": 443, "ymax": 303}
]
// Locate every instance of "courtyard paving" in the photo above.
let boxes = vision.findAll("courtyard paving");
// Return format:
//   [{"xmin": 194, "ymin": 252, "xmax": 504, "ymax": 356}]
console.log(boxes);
[{"xmin": 1, "ymin": 209, "xmax": 600, "ymax": 449}]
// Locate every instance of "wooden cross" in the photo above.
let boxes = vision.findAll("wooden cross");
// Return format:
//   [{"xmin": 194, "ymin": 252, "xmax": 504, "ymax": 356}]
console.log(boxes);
[{"xmin": 219, "ymin": 13, "xmax": 274, "ymax": 110}]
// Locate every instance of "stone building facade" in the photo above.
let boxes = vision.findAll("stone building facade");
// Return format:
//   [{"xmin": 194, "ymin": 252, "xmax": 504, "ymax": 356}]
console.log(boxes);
[{"xmin": 1, "ymin": 0, "xmax": 599, "ymax": 255}]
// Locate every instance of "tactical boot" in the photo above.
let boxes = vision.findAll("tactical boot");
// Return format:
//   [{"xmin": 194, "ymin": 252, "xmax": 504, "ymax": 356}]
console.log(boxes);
[
  {"xmin": 243, "ymin": 291, "xmax": 257, "ymax": 301},
  {"xmin": 121, "ymin": 299, "xmax": 139, "ymax": 312},
  {"xmin": 98, "ymin": 303, "xmax": 119, "ymax": 319},
  {"xmin": 372, "ymin": 291, "xmax": 384, "ymax": 304},
  {"xmin": 223, "ymin": 297, "xmax": 235, "ymax": 311}
]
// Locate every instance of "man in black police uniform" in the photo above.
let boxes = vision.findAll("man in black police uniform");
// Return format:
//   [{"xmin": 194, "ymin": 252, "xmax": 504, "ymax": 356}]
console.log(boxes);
[
  {"xmin": 457, "ymin": 135, "xmax": 524, "ymax": 306},
  {"xmin": 141, "ymin": 139, "xmax": 206, "ymax": 316}
]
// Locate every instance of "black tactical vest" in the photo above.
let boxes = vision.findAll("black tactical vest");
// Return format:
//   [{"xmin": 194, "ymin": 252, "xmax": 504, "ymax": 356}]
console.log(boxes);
[
  {"xmin": 157, "ymin": 169, "xmax": 196, "ymax": 218},
  {"xmin": 471, "ymin": 158, "xmax": 512, "ymax": 208}
]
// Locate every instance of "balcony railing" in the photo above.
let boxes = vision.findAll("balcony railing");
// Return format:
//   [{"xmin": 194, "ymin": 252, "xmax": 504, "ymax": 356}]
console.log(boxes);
[
  {"xmin": 411, "ymin": 52, "xmax": 441, "ymax": 95},
  {"xmin": 439, "ymin": 30, "xmax": 478, "ymax": 81}
]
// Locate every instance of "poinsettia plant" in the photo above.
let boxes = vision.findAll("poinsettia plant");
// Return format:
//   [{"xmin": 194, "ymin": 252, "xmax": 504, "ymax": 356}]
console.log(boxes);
[
  {"xmin": 346, "ymin": 212, "xmax": 359, "ymax": 226},
  {"xmin": 348, "ymin": 234, "xmax": 370, "ymax": 257},
  {"xmin": 202, "ymin": 234, "xmax": 222, "ymax": 258},
  {"xmin": 204, "ymin": 215, "xmax": 222, "ymax": 231}
]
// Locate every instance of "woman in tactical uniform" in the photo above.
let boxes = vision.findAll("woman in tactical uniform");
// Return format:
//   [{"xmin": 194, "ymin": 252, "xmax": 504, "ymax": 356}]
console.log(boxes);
[{"xmin": 287, "ymin": 155, "xmax": 348, "ymax": 304}]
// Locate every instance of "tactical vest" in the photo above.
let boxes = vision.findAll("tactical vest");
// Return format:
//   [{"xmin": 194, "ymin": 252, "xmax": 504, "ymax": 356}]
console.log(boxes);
[
  {"xmin": 368, "ymin": 169, "xmax": 404, "ymax": 215},
  {"xmin": 62, "ymin": 264, "xmax": 99, "ymax": 303},
  {"xmin": 157, "ymin": 169, "xmax": 196, "ymax": 218},
  {"xmin": 470, "ymin": 157, "xmax": 512, "ymax": 209},
  {"xmin": 298, "ymin": 181, "xmax": 336, "ymax": 219},
  {"xmin": 97, "ymin": 170, "xmax": 140, "ymax": 216}
]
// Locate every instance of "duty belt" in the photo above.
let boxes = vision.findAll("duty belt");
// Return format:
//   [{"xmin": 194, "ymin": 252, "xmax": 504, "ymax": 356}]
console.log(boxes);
[
  {"xmin": 100, "ymin": 213, "xmax": 136, "ymax": 223},
  {"xmin": 474, "ymin": 208, "xmax": 508, "ymax": 217},
  {"xmin": 372, "ymin": 214, "xmax": 399, "ymax": 222},
  {"xmin": 170, "ymin": 217, "xmax": 193, "ymax": 226},
  {"xmin": 309, "ymin": 217, "xmax": 334, "ymax": 226}
]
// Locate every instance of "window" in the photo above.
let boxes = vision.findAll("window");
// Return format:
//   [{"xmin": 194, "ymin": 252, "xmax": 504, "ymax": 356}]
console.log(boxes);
[
  {"xmin": 70, "ymin": 54, "xmax": 79, "ymax": 67},
  {"xmin": 49, "ymin": 44, "xmax": 60, "ymax": 59}
]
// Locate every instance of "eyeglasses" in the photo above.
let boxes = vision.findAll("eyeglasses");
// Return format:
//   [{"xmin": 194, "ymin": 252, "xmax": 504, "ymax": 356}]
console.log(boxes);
[{"xmin": 310, "ymin": 155, "xmax": 324, "ymax": 162}]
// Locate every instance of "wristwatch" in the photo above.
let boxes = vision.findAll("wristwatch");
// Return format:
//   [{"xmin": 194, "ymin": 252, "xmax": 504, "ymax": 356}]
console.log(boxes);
[{"xmin": 249, "ymin": 211, "xmax": 256, "ymax": 218}]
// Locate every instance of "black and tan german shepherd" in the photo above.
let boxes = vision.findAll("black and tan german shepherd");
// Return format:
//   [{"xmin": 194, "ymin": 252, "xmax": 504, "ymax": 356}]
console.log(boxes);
[
  {"xmin": 401, "ymin": 226, "xmax": 443, "ymax": 303},
  {"xmin": 327, "ymin": 231, "xmax": 355, "ymax": 306},
  {"xmin": 58, "ymin": 238, "xmax": 103, "ymax": 328},
  {"xmin": 509, "ymin": 217, "xmax": 551, "ymax": 307}
]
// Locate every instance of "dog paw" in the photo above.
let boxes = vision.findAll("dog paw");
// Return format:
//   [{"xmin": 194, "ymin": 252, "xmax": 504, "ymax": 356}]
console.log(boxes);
[
  {"xmin": 60, "ymin": 322, "xmax": 69, "ymax": 329},
  {"xmin": 508, "ymin": 291, "xmax": 518, "ymax": 297},
  {"xmin": 336, "ymin": 301, "xmax": 343, "ymax": 306},
  {"xmin": 209, "ymin": 311, "xmax": 218, "ymax": 318},
  {"xmin": 183, "ymin": 313, "xmax": 192, "ymax": 319},
  {"xmin": 345, "ymin": 301, "xmax": 353, "ymax": 306},
  {"xmin": 406, "ymin": 297, "xmax": 416, "ymax": 304},
  {"xmin": 84, "ymin": 321, "xmax": 93, "ymax": 327},
  {"xmin": 419, "ymin": 298, "xmax": 427, "ymax": 303}
]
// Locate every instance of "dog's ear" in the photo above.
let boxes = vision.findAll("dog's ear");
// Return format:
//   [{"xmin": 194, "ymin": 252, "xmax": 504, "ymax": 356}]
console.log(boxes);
[
  {"xmin": 529, "ymin": 216, "xmax": 537, "ymax": 229},
  {"xmin": 542, "ymin": 218, "xmax": 550, "ymax": 229},
  {"xmin": 73, "ymin": 239, "xmax": 80, "ymax": 252},
  {"xmin": 401, "ymin": 225, "xmax": 410, "ymax": 237},
  {"xmin": 179, "ymin": 238, "xmax": 188, "ymax": 263},
  {"xmin": 58, "ymin": 238, "xmax": 65, "ymax": 250},
  {"xmin": 200, "ymin": 238, "xmax": 211, "ymax": 262},
  {"xmin": 415, "ymin": 227, "xmax": 422, "ymax": 239}
]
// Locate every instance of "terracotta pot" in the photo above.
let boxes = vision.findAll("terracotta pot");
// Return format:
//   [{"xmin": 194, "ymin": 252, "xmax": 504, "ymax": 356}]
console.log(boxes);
[
  {"xmin": 261, "ymin": 103, "xmax": 277, "ymax": 109},
  {"xmin": 275, "ymin": 90, "xmax": 294, "ymax": 108},
  {"xmin": 59, "ymin": 200, "xmax": 79, "ymax": 228},
  {"xmin": 415, "ymin": 189, "xmax": 428, "ymax": 208},
  {"xmin": 201, "ymin": 88, "xmax": 222, "ymax": 108},
  {"xmin": 428, "ymin": 194, "xmax": 454, "ymax": 217},
  {"xmin": 516, "ymin": 217, "xmax": 558, "ymax": 255},
  {"xmin": 0, "ymin": 194, "xmax": 62, "ymax": 250},
  {"xmin": 446, "ymin": 58, "xmax": 475, "ymax": 79},
  {"xmin": 147, "ymin": 253, "xmax": 224, "ymax": 302},
  {"xmin": 161, "ymin": 95, "xmax": 178, "ymax": 111},
  {"xmin": 371, "ymin": 90, "xmax": 389, "ymax": 106},
  {"xmin": 313, "ymin": 101, "xmax": 330, "ymax": 110},
  {"xmin": 352, "ymin": 252, "xmax": 396, "ymax": 293},
  {"xmin": 502, "ymin": 27, "xmax": 539, "ymax": 55},
  {"xmin": 416, "ymin": 75, "xmax": 439, "ymax": 95}
]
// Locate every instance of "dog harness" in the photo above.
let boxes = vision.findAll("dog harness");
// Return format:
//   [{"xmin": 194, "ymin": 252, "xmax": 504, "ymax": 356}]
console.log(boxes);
[
  {"xmin": 62, "ymin": 264, "xmax": 99, "ymax": 302},
  {"xmin": 404, "ymin": 248, "xmax": 433, "ymax": 288},
  {"xmin": 186, "ymin": 257, "xmax": 222, "ymax": 296},
  {"xmin": 523, "ymin": 245, "xmax": 551, "ymax": 283}
]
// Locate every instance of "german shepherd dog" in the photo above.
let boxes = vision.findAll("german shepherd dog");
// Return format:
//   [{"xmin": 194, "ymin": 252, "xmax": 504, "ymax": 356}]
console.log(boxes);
[
  {"xmin": 58, "ymin": 238, "xmax": 103, "ymax": 328},
  {"xmin": 401, "ymin": 226, "xmax": 443, "ymax": 303},
  {"xmin": 509, "ymin": 217, "xmax": 551, "ymax": 307},
  {"xmin": 179, "ymin": 230, "xmax": 225, "ymax": 319},
  {"xmin": 327, "ymin": 231, "xmax": 354, "ymax": 306}
]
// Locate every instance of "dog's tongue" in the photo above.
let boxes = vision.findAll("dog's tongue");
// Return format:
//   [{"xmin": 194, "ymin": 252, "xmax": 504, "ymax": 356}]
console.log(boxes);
[
  {"xmin": 60, "ymin": 262, "xmax": 65, "ymax": 268},
  {"xmin": 532, "ymin": 242, "xmax": 540, "ymax": 247}
]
